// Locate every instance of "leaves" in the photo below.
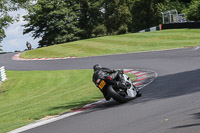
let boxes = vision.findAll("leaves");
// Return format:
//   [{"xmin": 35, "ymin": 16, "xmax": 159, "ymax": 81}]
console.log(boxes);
[
  {"xmin": 0, "ymin": 0, "xmax": 15, "ymax": 44},
  {"xmin": 185, "ymin": 0, "xmax": 200, "ymax": 21},
  {"xmin": 0, "ymin": 0, "xmax": 30, "ymax": 50},
  {"xmin": 23, "ymin": 0, "xmax": 197, "ymax": 47},
  {"xmin": 23, "ymin": 0, "xmax": 82, "ymax": 47},
  {"xmin": 104, "ymin": 0, "xmax": 133, "ymax": 34}
]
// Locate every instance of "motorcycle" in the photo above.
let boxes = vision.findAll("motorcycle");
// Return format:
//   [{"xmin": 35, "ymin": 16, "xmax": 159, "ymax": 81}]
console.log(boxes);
[{"xmin": 94, "ymin": 72, "xmax": 142, "ymax": 103}]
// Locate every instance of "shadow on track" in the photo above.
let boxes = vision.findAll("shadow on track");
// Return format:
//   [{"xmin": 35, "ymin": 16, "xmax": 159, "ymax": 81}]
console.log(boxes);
[
  {"xmin": 136, "ymin": 68, "xmax": 200, "ymax": 103},
  {"xmin": 82, "ymin": 68, "xmax": 200, "ymax": 114},
  {"xmin": 172, "ymin": 123, "xmax": 200, "ymax": 129},
  {"xmin": 171, "ymin": 112, "xmax": 200, "ymax": 129}
]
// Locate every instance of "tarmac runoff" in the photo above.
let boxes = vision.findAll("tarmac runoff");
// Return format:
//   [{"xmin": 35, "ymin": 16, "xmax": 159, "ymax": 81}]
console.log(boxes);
[{"xmin": 8, "ymin": 69, "xmax": 157, "ymax": 133}]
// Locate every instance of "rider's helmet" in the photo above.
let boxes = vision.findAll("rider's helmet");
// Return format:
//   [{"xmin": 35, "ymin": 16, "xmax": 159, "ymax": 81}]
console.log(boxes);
[{"xmin": 93, "ymin": 64, "xmax": 101, "ymax": 72}]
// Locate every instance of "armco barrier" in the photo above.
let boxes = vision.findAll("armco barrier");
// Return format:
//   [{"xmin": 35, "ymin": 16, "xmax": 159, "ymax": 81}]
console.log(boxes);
[
  {"xmin": 139, "ymin": 22, "xmax": 200, "ymax": 33},
  {"xmin": 0, "ymin": 66, "xmax": 7, "ymax": 82},
  {"xmin": 162, "ymin": 22, "xmax": 200, "ymax": 29},
  {"xmin": 139, "ymin": 25, "xmax": 161, "ymax": 33}
]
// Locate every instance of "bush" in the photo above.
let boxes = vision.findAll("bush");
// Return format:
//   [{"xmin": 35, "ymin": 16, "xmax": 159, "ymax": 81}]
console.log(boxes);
[
  {"xmin": 92, "ymin": 24, "xmax": 107, "ymax": 37},
  {"xmin": 157, "ymin": 0, "xmax": 186, "ymax": 14},
  {"xmin": 185, "ymin": 0, "xmax": 200, "ymax": 21},
  {"xmin": 117, "ymin": 24, "xmax": 128, "ymax": 35}
]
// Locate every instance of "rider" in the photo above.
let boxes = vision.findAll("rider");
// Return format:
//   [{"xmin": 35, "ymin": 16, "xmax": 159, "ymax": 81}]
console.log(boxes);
[
  {"xmin": 26, "ymin": 41, "xmax": 32, "ymax": 50},
  {"xmin": 92, "ymin": 64, "xmax": 127, "ymax": 90}
]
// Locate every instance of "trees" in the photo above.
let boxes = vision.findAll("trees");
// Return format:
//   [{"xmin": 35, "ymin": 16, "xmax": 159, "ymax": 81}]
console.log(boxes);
[
  {"xmin": 23, "ymin": 0, "xmax": 82, "ymax": 47},
  {"xmin": 0, "ymin": 0, "xmax": 16, "ymax": 44},
  {"xmin": 185, "ymin": 0, "xmax": 200, "ymax": 21},
  {"xmin": 0, "ymin": 0, "xmax": 29, "ymax": 51},
  {"xmin": 157, "ymin": 0, "xmax": 187, "ymax": 15},
  {"xmin": 24, "ymin": 0, "xmax": 107, "ymax": 46},
  {"xmin": 131, "ymin": 0, "xmax": 162, "ymax": 32},
  {"xmin": 79, "ymin": 0, "xmax": 104, "ymax": 38},
  {"xmin": 104, "ymin": 0, "xmax": 133, "ymax": 34}
]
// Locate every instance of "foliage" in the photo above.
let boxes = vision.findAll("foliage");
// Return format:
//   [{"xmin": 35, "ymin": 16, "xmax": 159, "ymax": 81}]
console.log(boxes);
[
  {"xmin": 0, "ymin": 0, "xmax": 15, "ymax": 44},
  {"xmin": 0, "ymin": 0, "xmax": 30, "ymax": 50},
  {"xmin": 131, "ymin": 0, "xmax": 161, "ymax": 32},
  {"xmin": 23, "ymin": 0, "xmax": 82, "ymax": 47},
  {"xmin": 178, "ymin": 0, "xmax": 192, "ymax": 3},
  {"xmin": 117, "ymin": 24, "xmax": 128, "ymax": 35},
  {"xmin": 79, "ymin": 0, "xmax": 104, "ymax": 39},
  {"xmin": 157, "ymin": 0, "xmax": 187, "ymax": 14},
  {"xmin": 104, "ymin": 0, "xmax": 133, "ymax": 34},
  {"xmin": 91, "ymin": 24, "xmax": 107, "ymax": 37},
  {"xmin": 185, "ymin": 0, "xmax": 200, "ymax": 21}
]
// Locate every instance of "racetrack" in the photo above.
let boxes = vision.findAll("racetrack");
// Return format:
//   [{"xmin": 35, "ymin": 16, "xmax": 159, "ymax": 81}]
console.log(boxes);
[{"xmin": 1, "ymin": 47, "xmax": 200, "ymax": 133}]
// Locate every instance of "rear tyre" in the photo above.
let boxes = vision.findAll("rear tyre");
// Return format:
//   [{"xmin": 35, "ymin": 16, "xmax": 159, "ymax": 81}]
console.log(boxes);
[{"xmin": 107, "ymin": 85, "xmax": 128, "ymax": 103}]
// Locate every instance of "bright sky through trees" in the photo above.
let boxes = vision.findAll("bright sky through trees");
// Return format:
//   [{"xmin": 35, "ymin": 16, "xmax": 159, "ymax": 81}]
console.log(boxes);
[{"xmin": 1, "ymin": 9, "xmax": 40, "ymax": 52}]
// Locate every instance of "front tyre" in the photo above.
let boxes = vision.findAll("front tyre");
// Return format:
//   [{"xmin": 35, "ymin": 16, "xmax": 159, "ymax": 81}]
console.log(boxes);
[
  {"xmin": 107, "ymin": 85, "xmax": 128, "ymax": 103},
  {"xmin": 136, "ymin": 90, "xmax": 142, "ymax": 97},
  {"xmin": 133, "ymin": 85, "xmax": 142, "ymax": 97}
]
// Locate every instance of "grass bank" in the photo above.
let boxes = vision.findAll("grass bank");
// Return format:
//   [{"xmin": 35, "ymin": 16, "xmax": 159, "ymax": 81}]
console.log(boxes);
[
  {"xmin": 0, "ymin": 70, "xmax": 136, "ymax": 133},
  {"xmin": 0, "ymin": 70, "xmax": 102, "ymax": 133},
  {"xmin": 21, "ymin": 29, "xmax": 200, "ymax": 59}
]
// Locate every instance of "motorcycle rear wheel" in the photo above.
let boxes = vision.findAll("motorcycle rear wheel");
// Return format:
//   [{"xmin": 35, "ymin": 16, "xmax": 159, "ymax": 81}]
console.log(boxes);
[{"xmin": 107, "ymin": 85, "xmax": 128, "ymax": 103}]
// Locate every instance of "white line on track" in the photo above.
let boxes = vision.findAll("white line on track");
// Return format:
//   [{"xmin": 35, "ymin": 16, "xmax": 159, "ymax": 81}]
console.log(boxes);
[{"xmin": 193, "ymin": 46, "xmax": 200, "ymax": 51}]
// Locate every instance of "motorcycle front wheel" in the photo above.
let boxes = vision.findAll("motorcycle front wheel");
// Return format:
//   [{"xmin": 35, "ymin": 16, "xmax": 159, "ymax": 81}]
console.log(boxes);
[{"xmin": 107, "ymin": 85, "xmax": 128, "ymax": 103}]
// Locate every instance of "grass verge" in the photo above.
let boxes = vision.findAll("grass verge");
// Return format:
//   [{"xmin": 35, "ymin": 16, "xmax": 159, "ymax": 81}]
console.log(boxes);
[
  {"xmin": 0, "ymin": 70, "xmax": 102, "ymax": 133},
  {"xmin": 0, "ymin": 70, "xmax": 136, "ymax": 133},
  {"xmin": 20, "ymin": 29, "xmax": 200, "ymax": 59}
]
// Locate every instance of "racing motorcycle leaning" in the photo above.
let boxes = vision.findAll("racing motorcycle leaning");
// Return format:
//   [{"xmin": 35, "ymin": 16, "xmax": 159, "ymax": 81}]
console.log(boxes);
[{"xmin": 93, "ymin": 70, "xmax": 142, "ymax": 103}]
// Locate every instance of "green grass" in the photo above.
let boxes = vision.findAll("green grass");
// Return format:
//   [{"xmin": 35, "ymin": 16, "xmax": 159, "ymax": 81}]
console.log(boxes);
[
  {"xmin": 0, "ymin": 70, "xmax": 137, "ymax": 133},
  {"xmin": 125, "ymin": 73, "xmax": 137, "ymax": 82},
  {"xmin": 0, "ymin": 70, "xmax": 103, "ymax": 133},
  {"xmin": 20, "ymin": 29, "xmax": 200, "ymax": 59}
]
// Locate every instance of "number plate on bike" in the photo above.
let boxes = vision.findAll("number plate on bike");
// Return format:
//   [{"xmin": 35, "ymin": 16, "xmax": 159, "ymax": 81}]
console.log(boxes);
[{"xmin": 99, "ymin": 80, "xmax": 106, "ymax": 90}]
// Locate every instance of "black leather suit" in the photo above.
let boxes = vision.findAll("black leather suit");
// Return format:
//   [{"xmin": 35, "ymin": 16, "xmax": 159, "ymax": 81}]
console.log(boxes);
[
  {"xmin": 92, "ymin": 67, "xmax": 125, "ymax": 100},
  {"xmin": 92, "ymin": 67, "xmax": 124, "ymax": 84}
]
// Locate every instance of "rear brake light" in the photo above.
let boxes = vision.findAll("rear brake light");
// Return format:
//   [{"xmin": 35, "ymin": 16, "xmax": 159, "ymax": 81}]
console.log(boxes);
[{"xmin": 107, "ymin": 76, "xmax": 112, "ymax": 80}]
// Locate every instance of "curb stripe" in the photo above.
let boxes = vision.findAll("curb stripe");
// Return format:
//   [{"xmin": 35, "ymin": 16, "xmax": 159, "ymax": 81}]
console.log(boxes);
[
  {"xmin": 12, "ymin": 53, "xmax": 76, "ymax": 61},
  {"xmin": 136, "ymin": 73, "xmax": 147, "ymax": 77},
  {"xmin": 133, "ymin": 82, "xmax": 144, "ymax": 86},
  {"xmin": 132, "ymin": 71, "xmax": 141, "ymax": 74},
  {"xmin": 135, "ymin": 77, "xmax": 147, "ymax": 82},
  {"xmin": 124, "ymin": 70, "xmax": 133, "ymax": 73}
]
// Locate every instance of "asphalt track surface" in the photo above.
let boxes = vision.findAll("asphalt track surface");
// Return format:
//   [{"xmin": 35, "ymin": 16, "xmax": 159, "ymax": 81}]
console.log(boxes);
[{"xmin": 1, "ymin": 47, "xmax": 200, "ymax": 133}]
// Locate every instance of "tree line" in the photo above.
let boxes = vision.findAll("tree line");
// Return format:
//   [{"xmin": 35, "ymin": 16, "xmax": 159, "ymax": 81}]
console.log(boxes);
[{"xmin": 0, "ymin": 0, "xmax": 200, "ymax": 49}]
